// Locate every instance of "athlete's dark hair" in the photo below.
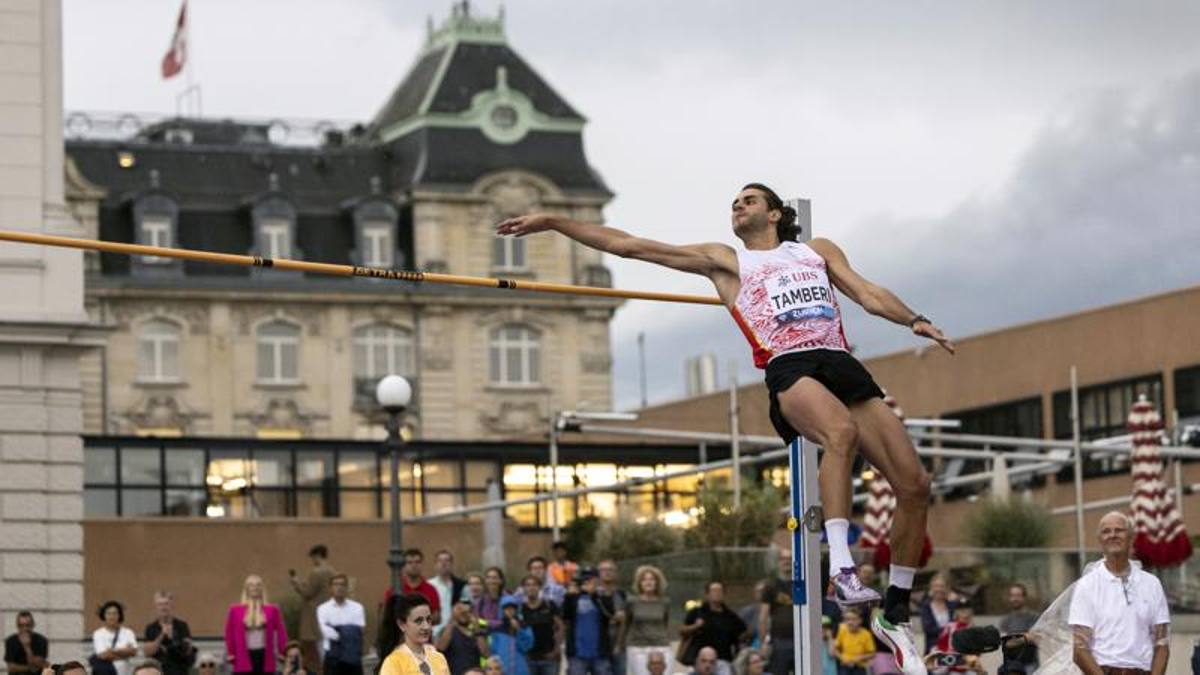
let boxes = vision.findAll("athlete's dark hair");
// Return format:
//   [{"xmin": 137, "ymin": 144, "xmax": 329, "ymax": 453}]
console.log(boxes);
[{"xmin": 742, "ymin": 182, "xmax": 800, "ymax": 242}]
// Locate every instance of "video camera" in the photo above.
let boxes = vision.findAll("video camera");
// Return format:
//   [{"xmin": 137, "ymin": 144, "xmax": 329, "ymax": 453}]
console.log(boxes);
[{"xmin": 923, "ymin": 625, "xmax": 1033, "ymax": 674}]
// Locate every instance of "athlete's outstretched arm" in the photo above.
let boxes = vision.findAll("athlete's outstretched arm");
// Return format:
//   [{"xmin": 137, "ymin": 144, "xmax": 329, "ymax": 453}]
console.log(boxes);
[
  {"xmin": 809, "ymin": 237, "xmax": 956, "ymax": 354},
  {"xmin": 496, "ymin": 213, "xmax": 736, "ymax": 279}
]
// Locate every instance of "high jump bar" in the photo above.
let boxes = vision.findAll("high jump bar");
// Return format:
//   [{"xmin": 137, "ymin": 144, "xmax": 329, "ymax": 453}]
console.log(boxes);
[{"xmin": 0, "ymin": 229, "xmax": 724, "ymax": 306}]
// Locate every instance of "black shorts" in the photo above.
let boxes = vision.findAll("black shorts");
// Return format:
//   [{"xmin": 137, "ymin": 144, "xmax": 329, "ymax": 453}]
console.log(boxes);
[{"xmin": 765, "ymin": 349, "xmax": 885, "ymax": 444}]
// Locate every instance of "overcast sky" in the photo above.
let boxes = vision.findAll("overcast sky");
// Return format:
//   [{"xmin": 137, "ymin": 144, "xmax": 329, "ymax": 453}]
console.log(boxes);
[{"xmin": 63, "ymin": 1, "xmax": 1200, "ymax": 409}]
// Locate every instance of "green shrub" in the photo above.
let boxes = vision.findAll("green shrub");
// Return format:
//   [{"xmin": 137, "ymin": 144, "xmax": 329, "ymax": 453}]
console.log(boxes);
[
  {"xmin": 589, "ymin": 515, "xmax": 681, "ymax": 561},
  {"xmin": 684, "ymin": 482, "xmax": 786, "ymax": 549},
  {"xmin": 963, "ymin": 497, "xmax": 1055, "ymax": 548},
  {"xmin": 564, "ymin": 514, "xmax": 602, "ymax": 560}
]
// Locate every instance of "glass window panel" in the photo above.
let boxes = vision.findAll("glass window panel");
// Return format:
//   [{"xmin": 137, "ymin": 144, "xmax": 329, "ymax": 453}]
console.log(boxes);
[
  {"xmin": 297, "ymin": 451, "xmax": 334, "ymax": 487},
  {"xmin": 513, "ymin": 238, "xmax": 526, "ymax": 267},
  {"xmin": 1108, "ymin": 387, "xmax": 1126, "ymax": 427},
  {"xmin": 505, "ymin": 490, "xmax": 537, "ymax": 526},
  {"xmin": 528, "ymin": 346, "xmax": 540, "ymax": 383},
  {"xmin": 502, "ymin": 464, "xmax": 538, "ymax": 491},
  {"xmin": 340, "ymin": 490, "xmax": 378, "ymax": 518},
  {"xmin": 207, "ymin": 449, "xmax": 250, "ymax": 493},
  {"xmin": 85, "ymin": 488, "xmax": 117, "ymax": 516},
  {"xmin": 423, "ymin": 491, "xmax": 463, "ymax": 515},
  {"xmin": 380, "ymin": 458, "xmax": 417, "ymax": 488},
  {"xmin": 420, "ymin": 461, "xmax": 460, "ymax": 489},
  {"xmin": 252, "ymin": 449, "xmax": 293, "ymax": 487},
  {"xmin": 465, "ymin": 491, "xmax": 490, "ymax": 507},
  {"xmin": 85, "ymin": 447, "xmax": 117, "ymax": 484},
  {"xmin": 296, "ymin": 489, "xmax": 336, "ymax": 518},
  {"xmin": 280, "ymin": 343, "xmax": 298, "ymax": 380},
  {"xmin": 162, "ymin": 339, "xmax": 179, "ymax": 378},
  {"xmin": 137, "ymin": 339, "xmax": 156, "ymax": 379},
  {"xmin": 121, "ymin": 488, "xmax": 162, "ymax": 516},
  {"xmin": 252, "ymin": 490, "xmax": 291, "ymax": 517},
  {"xmin": 373, "ymin": 343, "xmax": 387, "ymax": 374},
  {"xmin": 165, "ymin": 489, "xmax": 206, "ymax": 516},
  {"xmin": 256, "ymin": 342, "xmax": 273, "ymax": 380},
  {"xmin": 664, "ymin": 465, "xmax": 700, "ymax": 492},
  {"xmin": 506, "ymin": 348, "xmax": 521, "ymax": 383},
  {"xmin": 465, "ymin": 461, "xmax": 498, "ymax": 487},
  {"xmin": 165, "ymin": 449, "xmax": 205, "ymax": 485},
  {"xmin": 537, "ymin": 497, "xmax": 575, "ymax": 528},
  {"xmin": 339, "ymin": 452, "xmax": 378, "ymax": 488},
  {"xmin": 381, "ymin": 490, "xmax": 417, "ymax": 520},
  {"xmin": 120, "ymin": 448, "xmax": 161, "ymax": 485}
]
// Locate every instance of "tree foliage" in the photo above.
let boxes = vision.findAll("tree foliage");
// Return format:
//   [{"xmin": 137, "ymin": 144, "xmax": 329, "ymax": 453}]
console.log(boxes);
[
  {"xmin": 684, "ymin": 482, "xmax": 786, "ymax": 549},
  {"xmin": 963, "ymin": 497, "xmax": 1055, "ymax": 548},
  {"xmin": 589, "ymin": 515, "xmax": 681, "ymax": 561}
]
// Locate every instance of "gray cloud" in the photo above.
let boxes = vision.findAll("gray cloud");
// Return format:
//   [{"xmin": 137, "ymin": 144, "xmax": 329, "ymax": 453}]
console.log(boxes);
[{"xmin": 612, "ymin": 71, "xmax": 1200, "ymax": 408}]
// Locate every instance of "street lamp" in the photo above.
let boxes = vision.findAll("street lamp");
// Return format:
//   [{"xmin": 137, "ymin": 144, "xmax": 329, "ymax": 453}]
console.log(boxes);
[{"xmin": 376, "ymin": 374, "xmax": 412, "ymax": 592}]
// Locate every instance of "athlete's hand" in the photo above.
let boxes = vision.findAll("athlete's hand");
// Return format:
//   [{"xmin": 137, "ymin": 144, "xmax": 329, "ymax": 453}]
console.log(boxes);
[
  {"xmin": 496, "ymin": 213, "xmax": 561, "ymax": 237},
  {"xmin": 913, "ymin": 320, "xmax": 955, "ymax": 354}
]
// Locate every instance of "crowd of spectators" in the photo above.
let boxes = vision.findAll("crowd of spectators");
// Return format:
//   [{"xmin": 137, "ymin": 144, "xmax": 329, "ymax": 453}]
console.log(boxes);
[{"xmin": 7, "ymin": 541, "xmax": 1070, "ymax": 675}]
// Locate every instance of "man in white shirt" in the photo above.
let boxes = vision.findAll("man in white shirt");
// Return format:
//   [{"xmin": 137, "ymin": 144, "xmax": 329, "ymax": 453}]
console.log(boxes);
[
  {"xmin": 1069, "ymin": 511, "xmax": 1170, "ymax": 675},
  {"xmin": 316, "ymin": 574, "xmax": 366, "ymax": 675},
  {"xmin": 428, "ymin": 550, "xmax": 466, "ymax": 634}
]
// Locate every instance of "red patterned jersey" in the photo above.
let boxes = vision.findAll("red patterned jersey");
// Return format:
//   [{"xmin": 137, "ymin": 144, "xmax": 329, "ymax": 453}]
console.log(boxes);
[{"xmin": 729, "ymin": 241, "xmax": 849, "ymax": 368}]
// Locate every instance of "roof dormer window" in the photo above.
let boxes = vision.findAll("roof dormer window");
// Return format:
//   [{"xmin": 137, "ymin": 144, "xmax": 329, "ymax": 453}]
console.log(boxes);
[
  {"xmin": 261, "ymin": 218, "xmax": 291, "ymax": 260},
  {"xmin": 250, "ymin": 194, "xmax": 301, "ymax": 278},
  {"xmin": 131, "ymin": 193, "xmax": 182, "ymax": 277}
]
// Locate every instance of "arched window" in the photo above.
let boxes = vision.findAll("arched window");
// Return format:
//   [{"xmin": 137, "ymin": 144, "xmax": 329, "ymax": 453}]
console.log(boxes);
[
  {"xmin": 256, "ymin": 320, "xmax": 301, "ymax": 384},
  {"xmin": 488, "ymin": 325, "xmax": 541, "ymax": 385},
  {"xmin": 352, "ymin": 324, "xmax": 414, "ymax": 378},
  {"xmin": 137, "ymin": 319, "xmax": 181, "ymax": 381}
]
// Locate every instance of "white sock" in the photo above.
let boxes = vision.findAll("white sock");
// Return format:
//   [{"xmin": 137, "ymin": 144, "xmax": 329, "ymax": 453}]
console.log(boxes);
[
  {"xmin": 889, "ymin": 564, "xmax": 916, "ymax": 590},
  {"xmin": 824, "ymin": 518, "xmax": 855, "ymax": 573}
]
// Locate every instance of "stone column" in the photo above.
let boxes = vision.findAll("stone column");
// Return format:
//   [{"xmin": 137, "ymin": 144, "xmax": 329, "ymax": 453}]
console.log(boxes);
[{"xmin": 0, "ymin": 0, "xmax": 102, "ymax": 665}]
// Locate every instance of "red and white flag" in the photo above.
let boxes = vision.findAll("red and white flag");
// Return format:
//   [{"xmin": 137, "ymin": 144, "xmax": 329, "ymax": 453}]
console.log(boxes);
[{"xmin": 160, "ymin": 1, "xmax": 188, "ymax": 79}]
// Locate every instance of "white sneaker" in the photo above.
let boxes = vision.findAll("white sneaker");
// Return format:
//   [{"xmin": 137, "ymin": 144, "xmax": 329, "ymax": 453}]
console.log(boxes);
[{"xmin": 871, "ymin": 612, "xmax": 928, "ymax": 675}]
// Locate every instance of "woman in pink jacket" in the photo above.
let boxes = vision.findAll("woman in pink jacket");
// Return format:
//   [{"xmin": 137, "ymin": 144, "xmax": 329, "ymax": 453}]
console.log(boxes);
[{"xmin": 225, "ymin": 575, "xmax": 288, "ymax": 675}]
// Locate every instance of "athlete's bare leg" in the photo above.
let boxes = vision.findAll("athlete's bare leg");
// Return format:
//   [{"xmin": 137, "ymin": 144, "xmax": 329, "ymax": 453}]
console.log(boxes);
[
  {"xmin": 847, "ymin": 397, "xmax": 932, "ymax": 568},
  {"xmin": 774, "ymin": 377, "xmax": 858, "ymax": 522}
]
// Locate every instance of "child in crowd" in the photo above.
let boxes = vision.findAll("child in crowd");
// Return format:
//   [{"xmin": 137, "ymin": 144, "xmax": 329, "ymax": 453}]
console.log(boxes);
[{"xmin": 833, "ymin": 608, "xmax": 875, "ymax": 675}]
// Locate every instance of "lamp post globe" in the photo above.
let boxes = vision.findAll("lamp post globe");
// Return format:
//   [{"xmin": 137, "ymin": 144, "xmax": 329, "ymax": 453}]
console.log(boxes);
[
  {"xmin": 376, "ymin": 374, "xmax": 412, "ymax": 412},
  {"xmin": 377, "ymin": 373, "xmax": 411, "ymax": 594}
]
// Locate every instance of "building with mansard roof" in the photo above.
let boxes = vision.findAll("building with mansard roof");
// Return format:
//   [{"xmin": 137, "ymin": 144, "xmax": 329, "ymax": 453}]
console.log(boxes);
[{"xmin": 66, "ymin": 5, "xmax": 619, "ymax": 447}]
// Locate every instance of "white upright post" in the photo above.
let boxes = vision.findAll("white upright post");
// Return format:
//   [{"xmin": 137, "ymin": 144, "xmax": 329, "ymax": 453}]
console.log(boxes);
[{"xmin": 789, "ymin": 437, "xmax": 823, "ymax": 675}]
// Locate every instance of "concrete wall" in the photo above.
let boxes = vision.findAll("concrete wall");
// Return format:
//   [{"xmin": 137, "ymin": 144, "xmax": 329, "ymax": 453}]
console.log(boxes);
[
  {"xmin": 82, "ymin": 517, "xmax": 545, "ymax": 639},
  {"xmin": 0, "ymin": 0, "xmax": 95, "ymax": 665}
]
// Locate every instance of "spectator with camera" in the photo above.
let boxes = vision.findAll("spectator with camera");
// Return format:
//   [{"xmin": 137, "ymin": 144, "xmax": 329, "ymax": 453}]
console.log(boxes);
[{"xmin": 436, "ymin": 596, "xmax": 490, "ymax": 675}]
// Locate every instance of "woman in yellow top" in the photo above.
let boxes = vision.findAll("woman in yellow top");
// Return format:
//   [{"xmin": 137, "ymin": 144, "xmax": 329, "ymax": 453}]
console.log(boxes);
[{"xmin": 378, "ymin": 594, "xmax": 450, "ymax": 675}]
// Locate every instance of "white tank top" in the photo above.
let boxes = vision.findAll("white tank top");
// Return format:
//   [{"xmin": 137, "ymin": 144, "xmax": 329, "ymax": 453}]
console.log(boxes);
[{"xmin": 730, "ymin": 241, "xmax": 849, "ymax": 368}]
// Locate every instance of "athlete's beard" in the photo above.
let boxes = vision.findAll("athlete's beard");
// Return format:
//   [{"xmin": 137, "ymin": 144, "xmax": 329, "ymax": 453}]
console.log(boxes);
[{"xmin": 733, "ymin": 212, "xmax": 769, "ymax": 240}]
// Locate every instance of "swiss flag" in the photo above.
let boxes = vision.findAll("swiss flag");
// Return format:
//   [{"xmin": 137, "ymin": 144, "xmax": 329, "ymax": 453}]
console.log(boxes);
[{"xmin": 160, "ymin": 1, "xmax": 187, "ymax": 79}]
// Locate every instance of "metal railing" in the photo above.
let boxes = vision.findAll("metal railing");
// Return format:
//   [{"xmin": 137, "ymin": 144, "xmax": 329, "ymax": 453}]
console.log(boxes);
[{"xmin": 64, "ymin": 110, "xmax": 362, "ymax": 147}]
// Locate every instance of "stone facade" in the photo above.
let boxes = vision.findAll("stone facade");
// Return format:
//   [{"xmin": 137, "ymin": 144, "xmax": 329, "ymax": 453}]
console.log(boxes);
[
  {"xmin": 72, "ymin": 171, "xmax": 616, "ymax": 440},
  {"xmin": 0, "ymin": 0, "xmax": 98, "ymax": 664}
]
